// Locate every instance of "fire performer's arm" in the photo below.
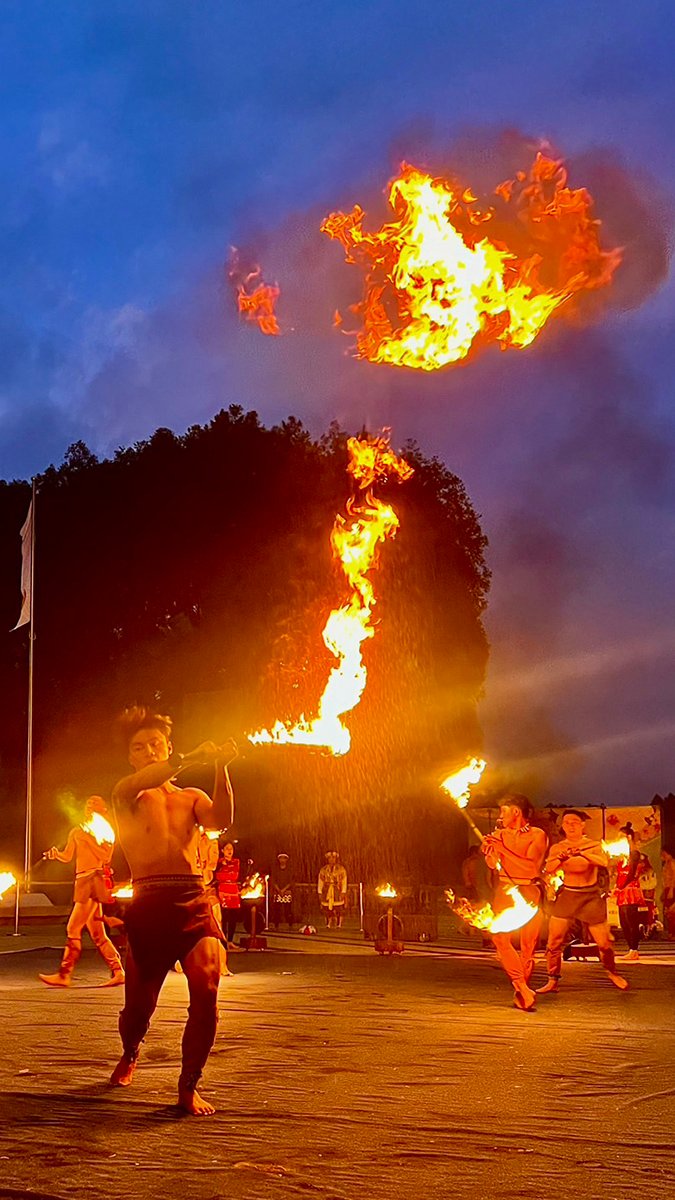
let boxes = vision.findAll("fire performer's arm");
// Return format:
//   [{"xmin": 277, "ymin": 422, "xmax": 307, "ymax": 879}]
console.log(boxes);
[
  {"xmin": 43, "ymin": 830, "xmax": 76, "ymax": 863},
  {"xmin": 113, "ymin": 739, "xmax": 237, "ymax": 812},
  {"xmin": 207, "ymin": 743, "xmax": 237, "ymax": 830}
]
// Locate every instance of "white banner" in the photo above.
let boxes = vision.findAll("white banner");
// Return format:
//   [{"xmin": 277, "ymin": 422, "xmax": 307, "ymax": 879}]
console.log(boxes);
[{"xmin": 12, "ymin": 500, "xmax": 32, "ymax": 630}]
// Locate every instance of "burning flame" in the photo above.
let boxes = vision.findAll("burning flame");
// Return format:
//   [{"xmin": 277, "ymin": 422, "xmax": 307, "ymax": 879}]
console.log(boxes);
[
  {"xmin": 248, "ymin": 434, "xmax": 413, "ymax": 755},
  {"xmin": 440, "ymin": 757, "xmax": 486, "ymax": 808},
  {"xmin": 321, "ymin": 154, "xmax": 621, "ymax": 371},
  {"xmin": 81, "ymin": 812, "xmax": 116, "ymax": 845},
  {"xmin": 112, "ymin": 884, "xmax": 134, "ymax": 899},
  {"xmin": 204, "ymin": 829, "xmax": 221, "ymax": 841},
  {"xmin": 230, "ymin": 250, "xmax": 280, "ymax": 336},
  {"xmin": 241, "ymin": 873, "xmax": 265, "ymax": 901},
  {"xmin": 602, "ymin": 837, "xmax": 631, "ymax": 859},
  {"xmin": 0, "ymin": 871, "xmax": 17, "ymax": 900},
  {"xmin": 446, "ymin": 884, "xmax": 538, "ymax": 934},
  {"xmin": 376, "ymin": 883, "xmax": 397, "ymax": 899}
]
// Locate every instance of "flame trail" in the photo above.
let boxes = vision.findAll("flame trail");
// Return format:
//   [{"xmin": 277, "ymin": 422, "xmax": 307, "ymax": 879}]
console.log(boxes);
[
  {"xmin": 441, "ymin": 757, "xmax": 486, "ymax": 809},
  {"xmin": 229, "ymin": 250, "xmax": 280, "ymax": 335},
  {"xmin": 322, "ymin": 153, "xmax": 621, "ymax": 370},
  {"xmin": 248, "ymin": 434, "xmax": 413, "ymax": 755},
  {"xmin": 602, "ymin": 837, "xmax": 631, "ymax": 859}
]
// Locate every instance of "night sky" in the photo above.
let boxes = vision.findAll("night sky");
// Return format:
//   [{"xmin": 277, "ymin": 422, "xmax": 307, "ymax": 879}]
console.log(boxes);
[{"xmin": 2, "ymin": 2, "xmax": 674, "ymax": 806}]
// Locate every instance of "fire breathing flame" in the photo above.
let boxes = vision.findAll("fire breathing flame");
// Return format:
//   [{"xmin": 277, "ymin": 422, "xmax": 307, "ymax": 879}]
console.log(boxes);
[
  {"xmin": 321, "ymin": 154, "xmax": 621, "ymax": 371},
  {"xmin": 241, "ymin": 873, "xmax": 265, "ymax": 901},
  {"xmin": 248, "ymin": 434, "xmax": 413, "ymax": 755},
  {"xmin": 446, "ymin": 884, "xmax": 538, "ymax": 934},
  {"xmin": 112, "ymin": 884, "xmax": 134, "ymax": 899},
  {"xmin": 602, "ymin": 837, "xmax": 631, "ymax": 859},
  {"xmin": 0, "ymin": 871, "xmax": 17, "ymax": 900},
  {"xmin": 81, "ymin": 812, "xmax": 116, "ymax": 845},
  {"xmin": 440, "ymin": 757, "xmax": 486, "ymax": 808},
  {"xmin": 376, "ymin": 883, "xmax": 397, "ymax": 899}
]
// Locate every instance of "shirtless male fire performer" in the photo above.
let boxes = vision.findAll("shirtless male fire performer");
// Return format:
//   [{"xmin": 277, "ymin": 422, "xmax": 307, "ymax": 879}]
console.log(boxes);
[
  {"xmin": 39, "ymin": 795, "xmax": 124, "ymax": 988},
  {"xmin": 109, "ymin": 706, "xmax": 237, "ymax": 1116},
  {"xmin": 482, "ymin": 794, "xmax": 547, "ymax": 1012},
  {"xmin": 537, "ymin": 809, "xmax": 628, "ymax": 994}
]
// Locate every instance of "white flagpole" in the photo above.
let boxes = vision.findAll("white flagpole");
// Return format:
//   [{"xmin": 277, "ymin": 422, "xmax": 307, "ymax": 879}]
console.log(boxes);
[{"xmin": 14, "ymin": 479, "xmax": 36, "ymax": 936}]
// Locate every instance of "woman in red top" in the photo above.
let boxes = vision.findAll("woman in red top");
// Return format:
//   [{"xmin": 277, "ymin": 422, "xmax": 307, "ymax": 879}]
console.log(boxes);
[{"xmin": 215, "ymin": 841, "xmax": 241, "ymax": 949}]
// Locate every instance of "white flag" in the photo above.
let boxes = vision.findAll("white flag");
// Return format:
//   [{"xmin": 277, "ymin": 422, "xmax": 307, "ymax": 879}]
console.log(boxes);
[{"xmin": 12, "ymin": 500, "xmax": 33, "ymax": 630}]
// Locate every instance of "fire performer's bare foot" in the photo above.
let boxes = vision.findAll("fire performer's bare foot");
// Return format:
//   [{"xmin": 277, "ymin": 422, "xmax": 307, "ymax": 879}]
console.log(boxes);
[
  {"xmin": 536, "ymin": 978, "xmax": 559, "ymax": 994},
  {"xmin": 99, "ymin": 970, "xmax": 125, "ymax": 988},
  {"xmin": 513, "ymin": 983, "xmax": 537, "ymax": 1011},
  {"xmin": 110, "ymin": 1054, "xmax": 137, "ymax": 1087},
  {"xmin": 178, "ymin": 1084, "xmax": 216, "ymax": 1116},
  {"xmin": 38, "ymin": 972, "xmax": 70, "ymax": 987},
  {"xmin": 606, "ymin": 970, "xmax": 629, "ymax": 990}
]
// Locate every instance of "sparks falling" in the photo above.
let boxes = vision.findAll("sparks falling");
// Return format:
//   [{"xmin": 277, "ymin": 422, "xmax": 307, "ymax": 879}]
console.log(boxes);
[
  {"xmin": 321, "ymin": 153, "xmax": 621, "ymax": 370},
  {"xmin": 248, "ymin": 434, "xmax": 413, "ymax": 755}
]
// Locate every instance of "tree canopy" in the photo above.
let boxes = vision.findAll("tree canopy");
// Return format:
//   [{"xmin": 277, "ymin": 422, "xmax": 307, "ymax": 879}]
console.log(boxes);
[{"xmin": 0, "ymin": 407, "xmax": 490, "ymax": 883}]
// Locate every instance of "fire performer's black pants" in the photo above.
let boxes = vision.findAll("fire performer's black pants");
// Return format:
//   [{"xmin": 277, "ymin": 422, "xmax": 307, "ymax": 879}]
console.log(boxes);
[
  {"xmin": 619, "ymin": 903, "xmax": 642, "ymax": 952},
  {"xmin": 119, "ymin": 877, "xmax": 223, "ymax": 1088}
]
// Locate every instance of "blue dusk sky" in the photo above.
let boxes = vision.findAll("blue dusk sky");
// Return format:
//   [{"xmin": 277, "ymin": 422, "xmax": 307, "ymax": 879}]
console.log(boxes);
[{"xmin": 1, "ymin": 1, "xmax": 674, "ymax": 805}]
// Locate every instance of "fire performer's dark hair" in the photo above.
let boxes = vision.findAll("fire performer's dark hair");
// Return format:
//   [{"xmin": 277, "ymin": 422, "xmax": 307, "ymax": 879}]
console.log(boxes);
[
  {"xmin": 564, "ymin": 809, "xmax": 590, "ymax": 822},
  {"xmin": 502, "ymin": 793, "xmax": 531, "ymax": 819},
  {"xmin": 116, "ymin": 705, "xmax": 173, "ymax": 749}
]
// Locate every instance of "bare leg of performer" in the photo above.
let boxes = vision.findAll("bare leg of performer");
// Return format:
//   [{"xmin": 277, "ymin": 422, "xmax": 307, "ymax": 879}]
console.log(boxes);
[
  {"xmin": 178, "ymin": 936, "xmax": 221, "ymax": 1116},
  {"xmin": 110, "ymin": 949, "xmax": 167, "ymax": 1086},
  {"xmin": 39, "ymin": 901, "xmax": 91, "ymax": 987},
  {"xmin": 588, "ymin": 922, "xmax": 628, "ymax": 990},
  {"xmin": 86, "ymin": 903, "xmax": 125, "ymax": 986},
  {"xmin": 519, "ymin": 910, "xmax": 542, "ymax": 984},
  {"xmin": 492, "ymin": 920, "xmax": 538, "ymax": 1011},
  {"xmin": 537, "ymin": 915, "xmax": 571, "ymax": 993}
]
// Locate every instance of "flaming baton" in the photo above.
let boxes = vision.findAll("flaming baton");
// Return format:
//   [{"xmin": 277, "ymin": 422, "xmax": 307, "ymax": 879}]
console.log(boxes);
[
  {"xmin": 248, "ymin": 434, "xmax": 413, "ymax": 755},
  {"xmin": 440, "ymin": 756, "xmax": 487, "ymax": 841}
]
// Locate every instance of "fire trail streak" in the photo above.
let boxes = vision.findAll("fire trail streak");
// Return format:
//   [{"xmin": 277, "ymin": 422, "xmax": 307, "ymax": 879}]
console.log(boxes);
[{"xmin": 248, "ymin": 435, "xmax": 413, "ymax": 755}]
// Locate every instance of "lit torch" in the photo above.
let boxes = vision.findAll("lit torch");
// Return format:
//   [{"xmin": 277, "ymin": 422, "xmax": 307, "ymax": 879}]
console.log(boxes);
[
  {"xmin": 446, "ymin": 883, "xmax": 539, "ymax": 935},
  {"xmin": 248, "ymin": 433, "xmax": 413, "ymax": 755},
  {"xmin": 440, "ymin": 756, "xmax": 487, "ymax": 840},
  {"xmin": 322, "ymin": 153, "xmax": 621, "ymax": 371},
  {"xmin": 0, "ymin": 872, "xmax": 17, "ymax": 900},
  {"xmin": 602, "ymin": 837, "xmax": 631, "ymax": 859},
  {"xmin": 81, "ymin": 812, "xmax": 116, "ymax": 845}
]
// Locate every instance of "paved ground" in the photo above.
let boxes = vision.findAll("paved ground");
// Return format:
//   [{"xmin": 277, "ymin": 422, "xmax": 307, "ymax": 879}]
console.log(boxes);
[{"xmin": 0, "ymin": 929, "xmax": 674, "ymax": 1200}]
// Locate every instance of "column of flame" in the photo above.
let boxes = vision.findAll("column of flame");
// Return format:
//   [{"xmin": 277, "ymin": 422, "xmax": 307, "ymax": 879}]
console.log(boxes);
[{"xmin": 248, "ymin": 435, "xmax": 413, "ymax": 755}]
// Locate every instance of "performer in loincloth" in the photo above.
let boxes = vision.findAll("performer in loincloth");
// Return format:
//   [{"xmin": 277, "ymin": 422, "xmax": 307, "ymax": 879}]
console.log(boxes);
[
  {"xmin": 537, "ymin": 809, "xmax": 627, "ymax": 994},
  {"xmin": 196, "ymin": 827, "xmax": 231, "ymax": 974},
  {"xmin": 109, "ymin": 706, "xmax": 237, "ymax": 1116},
  {"xmin": 482, "ymin": 794, "xmax": 547, "ymax": 1012},
  {"xmin": 39, "ymin": 795, "xmax": 124, "ymax": 988}
]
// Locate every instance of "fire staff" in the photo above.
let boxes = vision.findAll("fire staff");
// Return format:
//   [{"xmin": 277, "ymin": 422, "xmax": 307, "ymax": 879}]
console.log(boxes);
[
  {"xmin": 39, "ymin": 796, "xmax": 125, "ymax": 988},
  {"xmin": 482, "ymin": 794, "xmax": 547, "ymax": 1012},
  {"xmin": 109, "ymin": 706, "xmax": 237, "ymax": 1117},
  {"xmin": 537, "ymin": 810, "xmax": 628, "ymax": 995}
]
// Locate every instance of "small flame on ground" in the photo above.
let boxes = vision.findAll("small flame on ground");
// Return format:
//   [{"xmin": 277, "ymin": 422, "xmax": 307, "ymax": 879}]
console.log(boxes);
[
  {"xmin": 248, "ymin": 434, "xmax": 413, "ymax": 755},
  {"xmin": 0, "ymin": 871, "xmax": 17, "ymax": 900},
  {"xmin": 241, "ymin": 873, "xmax": 265, "ymax": 900},
  {"xmin": 81, "ymin": 813, "xmax": 116, "ymax": 845},
  {"xmin": 322, "ymin": 154, "xmax": 621, "ymax": 371},
  {"xmin": 440, "ymin": 757, "xmax": 486, "ymax": 808},
  {"xmin": 446, "ymin": 883, "xmax": 538, "ymax": 934},
  {"xmin": 376, "ymin": 883, "xmax": 397, "ymax": 899},
  {"xmin": 602, "ymin": 837, "xmax": 631, "ymax": 859}
]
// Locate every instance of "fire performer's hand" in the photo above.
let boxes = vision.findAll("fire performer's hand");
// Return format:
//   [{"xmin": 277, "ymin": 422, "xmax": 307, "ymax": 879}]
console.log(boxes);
[
  {"xmin": 43, "ymin": 846, "xmax": 59, "ymax": 861},
  {"xmin": 182, "ymin": 739, "xmax": 239, "ymax": 768}
]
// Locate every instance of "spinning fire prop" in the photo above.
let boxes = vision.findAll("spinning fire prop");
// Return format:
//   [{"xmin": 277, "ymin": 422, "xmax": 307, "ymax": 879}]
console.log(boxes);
[
  {"xmin": 446, "ymin": 883, "xmax": 539, "ymax": 936},
  {"xmin": 322, "ymin": 153, "xmax": 621, "ymax": 370},
  {"xmin": 248, "ymin": 434, "xmax": 413, "ymax": 755}
]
